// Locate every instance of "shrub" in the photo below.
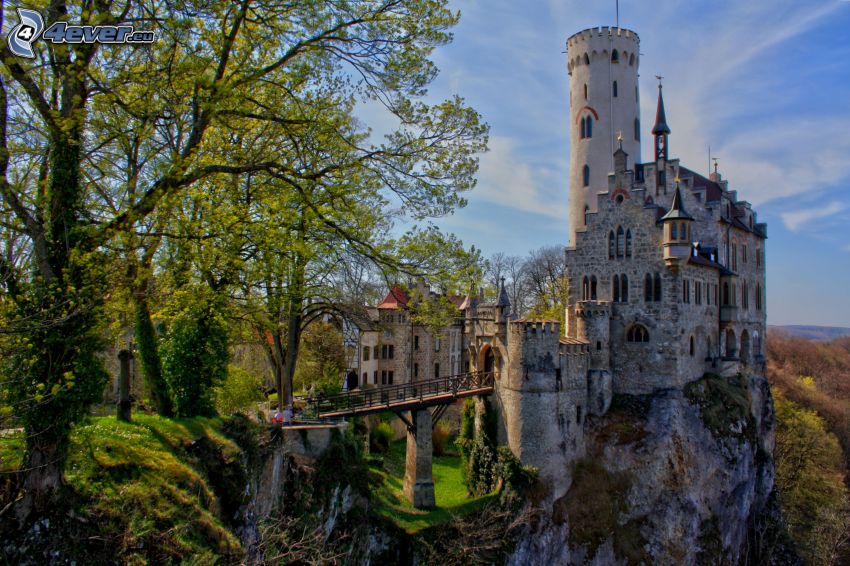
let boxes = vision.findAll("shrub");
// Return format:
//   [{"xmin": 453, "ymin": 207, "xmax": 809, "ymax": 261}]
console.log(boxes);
[
  {"xmin": 161, "ymin": 292, "xmax": 229, "ymax": 417},
  {"xmin": 433, "ymin": 421, "xmax": 451, "ymax": 456},
  {"xmin": 213, "ymin": 365, "xmax": 265, "ymax": 416},
  {"xmin": 370, "ymin": 422, "xmax": 395, "ymax": 454}
]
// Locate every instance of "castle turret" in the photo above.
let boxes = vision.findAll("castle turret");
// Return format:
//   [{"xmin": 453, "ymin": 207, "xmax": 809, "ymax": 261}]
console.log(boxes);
[
  {"xmin": 567, "ymin": 27, "xmax": 641, "ymax": 243},
  {"xmin": 660, "ymin": 182, "xmax": 693, "ymax": 270}
]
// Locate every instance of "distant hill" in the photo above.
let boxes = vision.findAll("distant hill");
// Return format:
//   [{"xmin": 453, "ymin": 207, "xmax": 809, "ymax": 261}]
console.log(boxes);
[{"xmin": 769, "ymin": 325, "xmax": 850, "ymax": 341}]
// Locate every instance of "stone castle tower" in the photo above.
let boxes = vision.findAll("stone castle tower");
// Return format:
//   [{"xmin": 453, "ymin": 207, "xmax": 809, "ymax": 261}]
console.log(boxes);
[{"xmin": 567, "ymin": 27, "xmax": 641, "ymax": 243}]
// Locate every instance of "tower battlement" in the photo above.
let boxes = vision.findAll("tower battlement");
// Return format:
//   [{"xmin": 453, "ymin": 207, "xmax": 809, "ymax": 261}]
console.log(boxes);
[{"xmin": 567, "ymin": 26, "xmax": 640, "ymax": 48}]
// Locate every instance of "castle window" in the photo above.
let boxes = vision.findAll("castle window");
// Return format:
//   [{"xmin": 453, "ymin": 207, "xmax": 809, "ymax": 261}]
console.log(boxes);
[
  {"xmin": 582, "ymin": 276, "xmax": 590, "ymax": 300},
  {"xmin": 435, "ymin": 337, "xmax": 441, "ymax": 352},
  {"xmin": 616, "ymin": 226, "xmax": 624, "ymax": 258},
  {"xmin": 634, "ymin": 118, "xmax": 640, "ymax": 141},
  {"xmin": 389, "ymin": 345, "xmax": 395, "ymax": 359},
  {"xmin": 584, "ymin": 205, "xmax": 590, "ymax": 226},
  {"xmin": 680, "ymin": 222, "xmax": 687, "ymax": 241},
  {"xmin": 363, "ymin": 347, "xmax": 370, "ymax": 361},
  {"xmin": 629, "ymin": 53, "xmax": 635, "ymax": 66},
  {"xmin": 742, "ymin": 282, "xmax": 749, "ymax": 309},
  {"xmin": 613, "ymin": 80, "xmax": 618, "ymax": 97},
  {"xmin": 580, "ymin": 116, "xmax": 586, "ymax": 139},
  {"xmin": 613, "ymin": 275, "xmax": 620, "ymax": 302},
  {"xmin": 682, "ymin": 279, "xmax": 690, "ymax": 304},
  {"xmin": 388, "ymin": 371, "xmax": 394, "ymax": 384},
  {"xmin": 625, "ymin": 229, "xmax": 632, "ymax": 258},
  {"xmin": 590, "ymin": 276, "xmax": 598, "ymax": 300},
  {"xmin": 695, "ymin": 281, "xmax": 702, "ymax": 305},
  {"xmin": 374, "ymin": 345, "xmax": 379, "ymax": 359},
  {"xmin": 756, "ymin": 283, "xmax": 763, "ymax": 310},
  {"xmin": 732, "ymin": 244, "xmax": 737, "ymax": 271},
  {"xmin": 609, "ymin": 231, "xmax": 615, "ymax": 259},
  {"xmin": 583, "ymin": 164, "xmax": 590, "ymax": 187},
  {"xmin": 583, "ymin": 53, "xmax": 590, "ymax": 65},
  {"xmin": 584, "ymin": 83, "xmax": 588, "ymax": 99},
  {"xmin": 654, "ymin": 273, "xmax": 662, "ymax": 301},
  {"xmin": 671, "ymin": 223, "xmax": 678, "ymax": 240},
  {"xmin": 756, "ymin": 248, "xmax": 762, "ymax": 267},
  {"xmin": 596, "ymin": 341, "xmax": 602, "ymax": 351},
  {"xmin": 414, "ymin": 335, "xmax": 419, "ymax": 350},
  {"xmin": 611, "ymin": 49, "xmax": 619, "ymax": 62},
  {"xmin": 690, "ymin": 336, "xmax": 695, "ymax": 356},
  {"xmin": 586, "ymin": 115, "xmax": 593, "ymax": 138},
  {"xmin": 434, "ymin": 363, "xmax": 439, "ymax": 378},
  {"xmin": 644, "ymin": 273, "xmax": 653, "ymax": 302},
  {"xmin": 621, "ymin": 274, "xmax": 629, "ymax": 302},
  {"xmin": 723, "ymin": 282, "xmax": 730, "ymax": 306},
  {"xmin": 627, "ymin": 324, "xmax": 650, "ymax": 343}
]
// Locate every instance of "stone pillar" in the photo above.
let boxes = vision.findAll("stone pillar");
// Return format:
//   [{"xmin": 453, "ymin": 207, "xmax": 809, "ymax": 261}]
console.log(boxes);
[
  {"xmin": 403, "ymin": 409, "xmax": 435, "ymax": 509},
  {"xmin": 117, "ymin": 349, "xmax": 132, "ymax": 422}
]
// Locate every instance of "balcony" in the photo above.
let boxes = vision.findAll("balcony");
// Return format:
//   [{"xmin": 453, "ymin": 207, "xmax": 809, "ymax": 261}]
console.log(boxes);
[{"xmin": 720, "ymin": 305, "xmax": 737, "ymax": 323}]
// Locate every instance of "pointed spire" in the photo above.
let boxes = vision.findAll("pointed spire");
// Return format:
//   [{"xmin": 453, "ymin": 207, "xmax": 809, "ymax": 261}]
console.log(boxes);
[
  {"xmin": 652, "ymin": 82, "xmax": 671, "ymax": 135},
  {"xmin": 497, "ymin": 277, "xmax": 510, "ymax": 308},
  {"xmin": 660, "ymin": 182, "xmax": 693, "ymax": 221}
]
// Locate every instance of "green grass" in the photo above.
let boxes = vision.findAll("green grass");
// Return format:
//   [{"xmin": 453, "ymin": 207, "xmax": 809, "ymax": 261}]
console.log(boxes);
[
  {"xmin": 1, "ymin": 414, "xmax": 243, "ymax": 564},
  {"xmin": 369, "ymin": 438, "xmax": 497, "ymax": 533},
  {"xmin": 0, "ymin": 428, "xmax": 24, "ymax": 472}
]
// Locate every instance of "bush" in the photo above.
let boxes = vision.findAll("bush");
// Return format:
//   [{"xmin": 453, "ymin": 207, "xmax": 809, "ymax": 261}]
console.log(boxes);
[
  {"xmin": 433, "ymin": 421, "xmax": 451, "ymax": 456},
  {"xmin": 370, "ymin": 422, "xmax": 395, "ymax": 454},
  {"xmin": 213, "ymin": 365, "xmax": 265, "ymax": 416},
  {"xmin": 161, "ymin": 291, "xmax": 229, "ymax": 417}
]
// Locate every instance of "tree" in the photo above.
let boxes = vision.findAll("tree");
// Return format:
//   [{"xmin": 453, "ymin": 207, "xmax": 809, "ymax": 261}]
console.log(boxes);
[{"xmin": 0, "ymin": 0, "xmax": 486, "ymax": 518}]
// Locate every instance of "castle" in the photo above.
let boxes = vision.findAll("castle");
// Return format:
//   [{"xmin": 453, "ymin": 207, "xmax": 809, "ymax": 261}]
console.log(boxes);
[{"xmin": 348, "ymin": 25, "xmax": 767, "ymax": 496}]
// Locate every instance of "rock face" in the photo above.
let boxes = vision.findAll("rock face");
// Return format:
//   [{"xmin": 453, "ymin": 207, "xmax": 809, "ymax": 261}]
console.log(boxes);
[{"xmin": 510, "ymin": 372, "xmax": 777, "ymax": 565}]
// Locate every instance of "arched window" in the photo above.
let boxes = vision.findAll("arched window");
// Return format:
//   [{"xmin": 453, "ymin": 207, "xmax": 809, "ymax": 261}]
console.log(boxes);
[
  {"xmin": 680, "ymin": 222, "xmax": 687, "ymax": 241},
  {"xmin": 584, "ymin": 83, "xmax": 588, "ymax": 99},
  {"xmin": 609, "ymin": 231, "xmax": 615, "ymax": 259},
  {"xmin": 611, "ymin": 49, "xmax": 619, "ymax": 62},
  {"xmin": 580, "ymin": 116, "xmax": 586, "ymax": 139},
  {"xmin": 644, "ymin": 273, "xmax": 653, "ymax": 302},
  {"xmin": 613, "ymin": 275, "xmax": 620, "ymax": 302},
  {"xmin": 625, "ymin": 229, "xmax": 632, "ymax": 257},
  {"xmin": 613, "ymin": 80, "xmax": 618, "ymax": 97},
  {"xmin": 586, "ymin": 115, "xmax": 593, "ymax": 138},
  {"xmin": 584, "ymin": 205, "xmax": 590, "ymax": 226},
  {"xmin": 634, "ymin": 117, "xmax": 640, "ymax": 141},
  {"xmin": 689, "ymin": 336, "xmax": 695, "ymax": 356},
  {"xmin": 583, "ymin": 164, "xmax": 590, "ymax": 187},
  {"xmin": 621, "ymin": 274, "xmax": 629, "ymax": 302},
  {"xmin": 627, "ymin": 325, "xmax": 650, "ymax": 343},
  {"xmin": 629, "ymin": 53, "xmax": 635, "ymax": 66},
  {"xmin": 583, "ymin": 53, "xmax": 590, "ymax": 65},
  {"xmin": 654, "ymin": 273, "xmax": 662, "ymax": 301},
  {"xmin": 756, "ymin": 283, "xmax": 763, "ymax": 310},
  {"xmin": 742, "ymin": 282, "xmax": 749, "ymax": 309},
  {"xmin": 582, "ymin": 276, "xmax": 589, "ymax": 300},
  {"xmin": 671, "ymin": 223, "xmax": 678, "ymax": 240},
  {"xmin": 616, "ymin": 226, "xmax": 624, "ymax": 258},
  {"xmin": 590, "ymin": 276, "xmax": 598, "ymax": 300}
]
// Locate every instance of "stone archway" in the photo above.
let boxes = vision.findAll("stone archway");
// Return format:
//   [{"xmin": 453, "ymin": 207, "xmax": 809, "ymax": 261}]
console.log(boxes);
[
  {"xmin": 725, "ymin": 329, "xmax": 737, "ymax": 359},
  {"xmin": 740, "ymin": 330, "xmax": 751, "ymax": 364}
]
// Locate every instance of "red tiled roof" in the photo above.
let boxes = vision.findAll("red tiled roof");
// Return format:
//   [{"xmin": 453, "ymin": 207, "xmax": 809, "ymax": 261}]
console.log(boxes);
[
  {"xmin": 679, "ymin": 166, "xmax": 723, "ymax": 203},
  {"xmin": 377, "ymin": 286, "xmax": 409, "ymax": 309},
  {"xmin": 560, "ymin": 337, "xmax": 589, "ymax": 346}
]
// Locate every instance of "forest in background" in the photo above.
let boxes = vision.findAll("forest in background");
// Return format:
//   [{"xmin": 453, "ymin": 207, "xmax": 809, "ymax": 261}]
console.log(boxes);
[{"xmin": 768, "ymin": 330, "xmax": 850, "ymax": 565}]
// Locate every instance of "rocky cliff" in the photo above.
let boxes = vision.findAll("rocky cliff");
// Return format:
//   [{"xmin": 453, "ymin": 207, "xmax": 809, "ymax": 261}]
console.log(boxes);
[{"xmin": 509, "ymin": 371, "xmax": 789, "ymax": 565}]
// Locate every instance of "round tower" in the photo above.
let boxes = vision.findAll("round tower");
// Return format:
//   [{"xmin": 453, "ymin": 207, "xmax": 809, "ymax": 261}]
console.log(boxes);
[{"xmin": 567, "ymin": 26, "xmax": 641, "ymax": 243}]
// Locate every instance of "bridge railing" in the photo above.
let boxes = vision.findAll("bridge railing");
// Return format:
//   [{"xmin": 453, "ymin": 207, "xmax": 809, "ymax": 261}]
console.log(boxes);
[{"xmin": 309, "ymin": 371, "xmax": 494, "ymax": 416}]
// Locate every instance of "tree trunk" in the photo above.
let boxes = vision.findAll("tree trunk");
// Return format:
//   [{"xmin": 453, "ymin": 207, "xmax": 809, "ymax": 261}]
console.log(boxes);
[
  {"xmin": 134, "ymin": 291, "xmax": 173, "ymax": 416},
  {"xmin": 282, "ymin": 310, "xmax": 302, "ymax": 408},
  {"xmin": 15, "ymin": 430, "xmax": 68, "ymax": 524},
  {"xmin": 117, "ymin": 349, "xmax": 132, "ymax": 422}
]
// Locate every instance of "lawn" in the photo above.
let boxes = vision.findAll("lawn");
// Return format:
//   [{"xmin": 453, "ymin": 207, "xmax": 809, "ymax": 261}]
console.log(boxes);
[{"xmin": 369, "ymin": 437, "xmax": 497, "ymax": 533}]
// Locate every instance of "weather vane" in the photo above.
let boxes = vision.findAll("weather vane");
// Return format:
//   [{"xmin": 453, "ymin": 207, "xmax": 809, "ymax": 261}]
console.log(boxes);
[
  {"xmin": 655, "ymin": 75, "xmax": 664, "ymax": 87},
  {"xmin": 712, "ymin": 157, "xmax": 719, "ymax": 174}
]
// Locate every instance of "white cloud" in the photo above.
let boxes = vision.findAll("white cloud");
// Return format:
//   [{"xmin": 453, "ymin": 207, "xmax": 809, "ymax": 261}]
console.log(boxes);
[
  {"xmin": 474, "ymin": 136, "xmax": 568, "ymax": 221},
  {"xmin": 780, "ymin": 201, "xmax": 847, "ymax": 232}
]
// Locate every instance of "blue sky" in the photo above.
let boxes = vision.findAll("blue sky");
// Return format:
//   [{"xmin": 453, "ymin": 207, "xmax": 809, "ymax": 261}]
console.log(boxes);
[{"xmin": 371, "ymin": 0, "xmax": 850, "ymax": 326}]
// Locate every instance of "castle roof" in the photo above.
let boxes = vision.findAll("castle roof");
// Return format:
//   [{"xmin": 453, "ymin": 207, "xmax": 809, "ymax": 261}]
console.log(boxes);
[
  {"xmin": 377, "ymin": 286, "xmax": 409, "ymax": 309},
  {"xmin": 497, "ymin": 277, "xmax": 511, "ymax": 308},
  {"xmin": 652, "ymin": 85, "xmax": 671, "ymax": 135},
  {"xmin": 660, "ymin": 185, "xmax": 693, "ymax": 221},
  {"xmin": 678, "ymin": 166, "xmax": 723, "ymax": 202}
]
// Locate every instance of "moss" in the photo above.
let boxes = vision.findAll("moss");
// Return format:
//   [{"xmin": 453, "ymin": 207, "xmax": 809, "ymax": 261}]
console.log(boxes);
[
  {"xmin": 685, "ymin": 373, "xmax": 755, "ymax": 442},
  {"xmin": 556, "ymin": 458, "xmax": 648, "ymax": 564}
]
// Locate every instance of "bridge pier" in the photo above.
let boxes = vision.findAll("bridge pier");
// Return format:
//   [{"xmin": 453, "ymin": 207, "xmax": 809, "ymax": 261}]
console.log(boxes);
[{"xmin": 403, "ymin": 409, "xmax": 435, "ymax": 509}]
